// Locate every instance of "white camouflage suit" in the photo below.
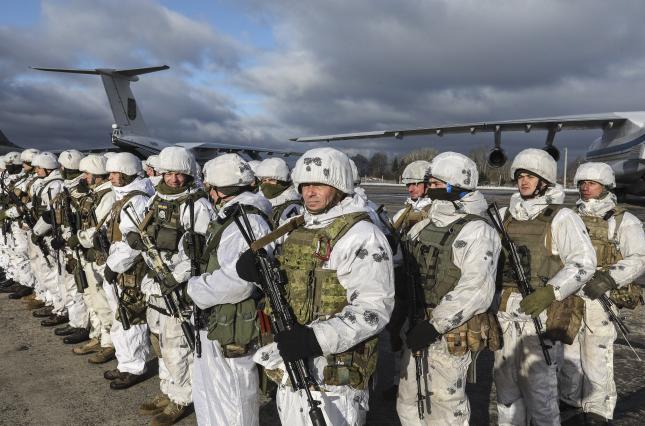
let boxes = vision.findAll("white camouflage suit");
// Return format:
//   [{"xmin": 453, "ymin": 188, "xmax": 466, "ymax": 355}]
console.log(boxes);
[
  {"xmin": 254, "ymin": 196, "xmax": 395, "ymax": 426},
  {"xmin": 104, "ymin": 177, "xmax": 155, "ymax": 375},
  {"xmin": 496, "ymin": 186, "xmax": 596, "ymax": 426},
  {"xmin": 397, "ymin": 191, "xmax": 501, "ymax": 426},
  {"xmin": 138, "ymin": 184, "xmax": 212, "ymax": 407},
  {"xmin": 185, "ymin": 191, "xmax": 272, "ymax": 426},
  {"xmin": 77, "ymin": 180, "xmax": 117, "ymax": 349},
  {"xmin": 558, "ymin": 192, "xmax": 645, "ymax": 419}
]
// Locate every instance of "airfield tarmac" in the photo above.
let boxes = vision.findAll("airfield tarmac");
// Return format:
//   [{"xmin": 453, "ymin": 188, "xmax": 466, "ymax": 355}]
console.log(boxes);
[{"xmin": 0, "ymin": 185, "xmax": 643, "ymax": 425}]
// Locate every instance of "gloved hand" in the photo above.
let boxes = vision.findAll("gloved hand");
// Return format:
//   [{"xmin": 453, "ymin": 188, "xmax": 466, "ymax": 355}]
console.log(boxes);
[
  {"xmin": 50, "ymin": 237, "xmax": 66, "ymax": 250},
  {"xmin": 160, "ymin": 272, "xmax": 181, "ymax": 296},
  {"xmin": 125, "ymin": 232, "xmax": 145, "ymax": 251},
  {"xmin": 405, "ymin": 320, "xmax": 441, "ymax": 352},
  {"xmin": 42, "ymin": 213, "xmax": 52, "ymax": 224},
  {"xmin": 583, "ymin": 271, "xmax": 617, "ymax": 300},
  {"xmin": 0, "ymin": 210, "xmax": 7, "ymax": 221},
  {"xmin": 181, "ymin": 233, "xmax": 205, "ymax": 258},
  {"xmin": 236, "ymin": 249, "xmax": 261, "ymax": 283},
  {"xmin": 274, "ymin": 323, "xmax": 323, "ymax": 362},
  {"xmin": 104, "ymin": 265, "xmax": 118, "ymax": 285},
  {"xmin": 31, "ymin": 233, "xmax": 42, "ymax": 245},
  {"xmin": 67, "ymin": 234, "xmax": 80, "ymax": 250},
  {"xmin": 85, "ymin": 248, "xmax": 97, "ymax": 262},
  {"xmin": 519, "ymin": 285, "xmax": 556, "ymax": 318}
]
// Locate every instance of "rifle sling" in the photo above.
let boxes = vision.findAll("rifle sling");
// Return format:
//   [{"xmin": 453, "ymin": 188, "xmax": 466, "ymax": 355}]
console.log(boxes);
[{"xmin": 249, "ymin": 215, "xmax": 305, "ymax": 252}]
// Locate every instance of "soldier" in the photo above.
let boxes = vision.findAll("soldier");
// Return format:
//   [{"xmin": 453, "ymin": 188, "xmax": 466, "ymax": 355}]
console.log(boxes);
[
  {"xmin": 251, "ymin": 147, "xmax": 395, "ymax": 425},
  {"xmin": 101, "ymin": 152, "xmax": 154, "ymax": 390},
  {"xmin": 494, "ymin": 148, "xmax": 596, "ymax": 425},
  {"xmin": 558, "ymin": 162, "xmax": 645, "ymax": 424},
  {"xmin": 184, "ymin": 153, "xmax": 272, "ymax": 426},
  {"xmin": 255, "ymin": 157, "xmax": 303, "ymax": 228},
  {"xmin": 30, "ymin": 152, "xmax": 69, "ymax": 327},
  {"xmin": 144, "ymin": 154, "xmax": 162, "ymax": 186},
  {"xmin": 392, "ymin": 160, "xmax": 433, "ymax": 234},
  {"xmin": 396, "ymin": 152, "xmax": 501, "ymax": 425},
  {"xmin": 129, "ymin": 146, "xmax": 212, "ymax": 425},
  {"xmin": 69, "ymin": 154, "xmax": 118, "ymax": 363}
]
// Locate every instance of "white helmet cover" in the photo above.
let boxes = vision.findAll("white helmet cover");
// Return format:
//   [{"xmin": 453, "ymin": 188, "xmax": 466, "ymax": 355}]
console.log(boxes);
[
  {"xmin": 510, "ymin": 148, "xmax": 557, "ymax": 184},
  {"xmin": 574, "ymin": 162, "xmax": 615, "ymax": 189},
  {"xmin": 292, "ymin": 147, "xmax": 354, "ymax": 194},
  {"xmin": 401, "ymin": 160, "xmax": 431, "ymax": 184},
  {"xmin": 20, "ymin": 148, "xmax": 41, "ymax": 163},
  {"xmin": 255, "ymin": 158, "xmax": 290, "ymax": 182},
  {"xmin": 349, "ymin": 158, "xmax": 360, "ymax": 185},
  {"xmin": 0, "ymin": 156, "xmax": 6, "ymax": 169},
  {"xmin": 4, "ymin": 151, "xmax": 21, "ymax": 165},
  {"xmin": 203, "ymin": 153, "xmax": 255, "ymax": 187},
  {"xmin": 79, "ymin": 154, "xmax": 108, "ymax": 175},
  {"xmin": 428, "ymin": 152, "xmax": 478, "ymax": 190},
  {"xmin": 145, "ymin": 154, "xmax": 159, "ymax": 170},
  {"xmin": 157, "ymin": 146, "xmax": 195, "ymax": 176},
  {"xmin": 247, "ymin": 160, "xmax": 261, "ymax": 174},
  {"xmin": 106, "ymin": 152, "xmax": 142, "ymax": 176},
  {"xmin": 32, "ymin": 152, "xmax": 60, "ymax": 170},
  {"xmin": 58, "ymin": 149, "xmax": 84, "ymax": 170}
]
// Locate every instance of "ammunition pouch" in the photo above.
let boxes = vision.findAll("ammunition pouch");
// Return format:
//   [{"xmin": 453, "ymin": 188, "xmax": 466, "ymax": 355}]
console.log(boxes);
[
  {"xmin": 118, "ymin": 257, "xmax": 147, "ymax": 289},
  {"xmin": 609, "ymin": 283, "xmax": 643, "ymax": 310},
  {"xmin": 206, "ymin": 297, "xmax": 260, "ymax": 357},
  {"xmin": 65, "ymin": 255, "xmax": 77, "ymax": 275},
  {"xmin": 443, "ymin": 311, "xmax": 502, "ymax": 356},
  {"xmin": 153, "ymin": 226, "xmax": 182, "ymax": 252},
  {"xmin": 544, "ymin": 295, "xmax": 585, "ymax": 345},
  {"xmin": 116, "ymin": 286, "xmax": 147, "ymax": 326},
  {"xmin": 322, "ymin": 337, "xmax": 378, "ymax": 390}
]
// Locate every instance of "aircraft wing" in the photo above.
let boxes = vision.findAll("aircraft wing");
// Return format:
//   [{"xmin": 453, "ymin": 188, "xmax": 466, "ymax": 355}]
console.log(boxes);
[
  {"xmin": 175, "ymin": 142, "xmax": 301, "ymax": 161},
  {"xmin": 290, "ymin": 113, "xmax": 628, "ymax": 142}
]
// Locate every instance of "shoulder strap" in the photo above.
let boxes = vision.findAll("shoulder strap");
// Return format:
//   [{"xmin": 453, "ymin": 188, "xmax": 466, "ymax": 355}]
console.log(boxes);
[
  {"xmin": 98, "ymin": 190, "xmax": 148, "ymax": 229},
  {"xmin": 251, "ymin": 215, "xmax": 305, "ymax": 252},
  {"xmin": 392, "ymin": 204, "xmax": 413, "ymax": 231},
  {"xmin": 324, "ymin": 212, "xmax": 371, "ymax": 249}
]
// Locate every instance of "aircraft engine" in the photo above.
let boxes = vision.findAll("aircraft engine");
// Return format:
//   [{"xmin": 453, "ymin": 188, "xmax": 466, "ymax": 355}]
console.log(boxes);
[
  {"xmin": 542, "ymin": 145, "xmax": 560, "ymax": 161},
  {"xmin": 487, "ymin": 147, "xmax": 507, "ymax": 168}
]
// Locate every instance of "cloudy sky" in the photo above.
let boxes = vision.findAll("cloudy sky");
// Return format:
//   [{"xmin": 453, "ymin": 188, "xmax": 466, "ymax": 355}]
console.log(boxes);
[{"xmin": 2, "ymin": 0, "xmax": 645, "ymax": 163}]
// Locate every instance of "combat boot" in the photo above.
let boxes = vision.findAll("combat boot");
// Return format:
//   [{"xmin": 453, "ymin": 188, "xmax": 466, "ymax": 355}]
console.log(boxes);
[
  {"xmin": 110, "ymin": 372, "xmax": 147, "ymax": 390},
  {"xmin": 73, "ymin": 338, "xmax": 101, "ymax": 355},
  {"xmin": 9, "ymin": 285, "xmax": 33, "ymax": 299},
  {"xmin": 104, "ymin": 368, "xmax": 122, "ymax": 380},
  {"xmin": 88, "ymin": 346, "xmax": 115, "ymax": 364},
  {"xmin": 32, "ymin": 306, "xmax": 53, "ymax": 318},
  {"xmin": 54, "ymin": 324, "xmax": 76, "ymax": 336},
  {"xmin": 25, "ymin": 299, "xmax": 46, "ymax": 310},
  {"xmin": 584, "ymin": 412, "xmax": 609, "ymax": 425},
  {"xmin": 0, "ymin": 281, "xmax": 21, "ymax": 293},
  {"xmin": 41, "ymin": 314, "xmax": 68, "ymax": 327},
  {"xmin": 139, "ymin": 394, "xmax": 170, "ymax": 416},
  {"xmin": 63, "ymin": 328, "xmax": 90, "ymax": 344},
  {"xmin": 151, "ymin": 401, "xmax": 190, "ymax": 426}
]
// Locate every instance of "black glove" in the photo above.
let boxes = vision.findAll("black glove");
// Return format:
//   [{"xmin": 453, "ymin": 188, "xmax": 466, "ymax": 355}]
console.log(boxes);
[
  {"xmin": 583, "ymin": 271, "xmax": 617, "ymax": 300},
  {"xmin": 125, "ymin": 232, "xmax": 145, "ymax": 251},
  {"xmin": 406, "ymin": 320, "xmax": 441, "ymax": 352},
  {"xmin": 42, "ymin": 213, "xmax": 53, "ymax": 224},
  {"xmin": 182, "ymin": 233, "xmax": 205, "ymax": 258},
  {"xmin": 51, "ymin": 237, "xmax": 66, "ymax": 250},
  {"xmin": 31, "ymin": 233, "xmax": 42, "ymax": 245},
  {"xmin": 104, "ymin": 265, "xmax": 118, "ymax": 285},
  {"xmin": 160, "ymin": 272, "xmax": 181, "ymax": 296},
  {"xmin": 236, "ymin": 249, "xmax": 261, "ymax": 283},
  {"xmin": 274, "ymin": 323, "xmax": 323, "ymax": 362},
  {"xmin": 67, "ymin": 234, "xmax": 80, "ymax": 249},
  {"xmin": 85, "ymin": 248, "xmax": 97, "ymax": 262}
]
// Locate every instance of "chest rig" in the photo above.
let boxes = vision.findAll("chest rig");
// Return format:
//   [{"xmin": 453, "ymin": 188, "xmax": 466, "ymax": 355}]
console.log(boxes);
[
  {"xmin": 392, "ymin": 202, "xmax": 432, "ymax": 235},
  {"xmin": 502, "ymin": 206, "xmax": 564, "ymax": 289},
  {"xmin": 406, "ymin": 214, "xmax": 483, "ymax": 308},
  {"xmin": 31, "ymin": 178, "xmax": 64, "ymax": 216},
  {"xmin": 197, "ymin": 205, "xmax": 268, "ymax": 356},
  {"xmin": 270, "ymin": 199, "xmax": 302, "ymax": 229},
  {"xmin": 77, "ymin": 188, "xmax": 112, "ymax": 231},
  {"xmin": 277, "ymin": 212, "xmax": 377, "ymax": 389},
  {"xmin": 105, "ymin": 191, "xmax": 148, "ymax": 244}
]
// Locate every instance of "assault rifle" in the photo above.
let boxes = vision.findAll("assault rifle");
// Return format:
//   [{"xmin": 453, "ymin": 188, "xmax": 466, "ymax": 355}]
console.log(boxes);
[
  {"xmin": 598, "ymin": 292, "xmax": 641, "ymax": 361},
  {"xmin": 62, "ymin": 187, "xmax": 89, "ymax": 293},
  {"xmin": 228, "ymin": 203, "xmax": 327, "ymax": 426},
  {"xmin": 47, "ymin": 188, "xmax": 63, "ymax": 275},
  {"xmin": 90, "ymin": 210, "xmax": 130, "ymax": 330},
  {"xmin": 400, "ymin": 237, "xmax": 431, "ymax": 419},
  {"xmin": 185, "ymin": 192, "xmax": 202, "ymax": 358},
  {"xmin": 487, "ymin": 202, "xmax": 552, "ymax": 365},
  {"xmin": 123, "ymin": 204, "xmax": 196, "ymax": 351}
]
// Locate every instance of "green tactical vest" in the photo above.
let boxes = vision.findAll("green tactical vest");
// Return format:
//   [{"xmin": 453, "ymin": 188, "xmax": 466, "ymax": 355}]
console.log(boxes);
[
  {"xmin": 579, "ymin": 207, "xmax": 625, "ymax": 269},
  {"xmin": 270, "ymin": 199, "xmax": 302, "ymax": 229},
  {"xmin": 278, "ymin": 211, "xmax": 378, "ymax": 390},
  {"xmin": 199, "ymin": 205, "xmax": 268, "ymax": 352},
  {"xmin": 393, "ymin": 203, "xmax": 432, "ymax": 234},
  {"xmin": 502, "ymin": 206, "xmax": 564, "ymax": 289},
  {"xmin": 32, "ymin": 178, "xmax": 64, "ymax": 216},
  {"xmin": 77, "ymin": 187, "xmax": 112, "ymax": 231},
  {"xmin": 106, "ymin": 190, "xmax": 149, "ymax": 244},
  {"xmin": 407, "ymin": 214, "xmax": 484, "ymax": 307}
]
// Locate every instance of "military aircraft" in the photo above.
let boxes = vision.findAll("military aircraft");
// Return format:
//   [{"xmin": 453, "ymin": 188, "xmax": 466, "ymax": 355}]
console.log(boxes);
[
  {"xmin": 291, "ymin": 112, "xmax": 645, "ymax": 196},
  {"xmin": 30, "ymin": 65, "xmax": 300, "ymax": 163}
]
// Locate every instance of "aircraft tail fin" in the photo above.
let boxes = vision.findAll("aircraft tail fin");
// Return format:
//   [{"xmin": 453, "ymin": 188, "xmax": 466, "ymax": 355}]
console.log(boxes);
[{"xmin": 31, "ymin": 65, "xmax": 169, "ymax": 137}]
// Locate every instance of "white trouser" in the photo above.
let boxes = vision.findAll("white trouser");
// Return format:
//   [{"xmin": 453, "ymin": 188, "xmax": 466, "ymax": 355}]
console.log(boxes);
[
  {"xmin": 82, "ymin": 260, "xmax": 113, "ymax": 346},
  {"xmin": 26, "ymin": 238, "xmax": 47, "ymax": 301},
  {"xmin": 494, "ymin": 292, "xmax": 562, "ymax": 426},
  {"xmin": 558, "ymin": 297, "xmax": 617, "ymax": 419},
  {"xmin": 397, "ymin": 339, "xmax": 471, "ymax": 426},
  {"xmin": 193, "ymin": 330, "xmax": 259, "ymax": 426},
  {"xmin": 9, "ymin": 222, "xmax": 36, "ymax": 288},
  {"xmin": 37, "ymin": 237, "xmax": 64, "ymax": 314},
  {"xmin": 104, "ymin": 282, "xmax": 150, "ymax": 375},
  {"xmin": 57, "ymin": 250, "xmax": 88, "ymax": 328}
]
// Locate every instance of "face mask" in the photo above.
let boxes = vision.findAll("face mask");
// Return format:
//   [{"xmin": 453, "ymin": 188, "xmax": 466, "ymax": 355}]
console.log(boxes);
[
  {"xmin": 76, "ymin": 179, "xmax": 90, "ymax": 194},
  {"xmin": 260, "ymin": 181, "xmax": 289, "ymax": 199},
  {"xmin": 426, "ymin": 185, "xmax": 467, "ymax": 202}
]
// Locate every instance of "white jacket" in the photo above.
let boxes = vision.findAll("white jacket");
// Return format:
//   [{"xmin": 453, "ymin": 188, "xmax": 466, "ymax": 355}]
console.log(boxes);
[
  {"xmin": 501, "ymin": 185, "xmax": 597, "ymax": 301},
  {"xmin": 31, "ymin": 170, "xmax": 65, "ymax": 236},
  {"xmin": 77, "ymin": 181, "xmax": 116, "ymax": 249}
]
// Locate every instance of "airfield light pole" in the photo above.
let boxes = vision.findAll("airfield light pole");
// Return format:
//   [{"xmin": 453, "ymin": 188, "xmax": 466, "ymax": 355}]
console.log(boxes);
[{"xmin": 563, "ymin": 147, "xmax": 568, "ymax": 188}]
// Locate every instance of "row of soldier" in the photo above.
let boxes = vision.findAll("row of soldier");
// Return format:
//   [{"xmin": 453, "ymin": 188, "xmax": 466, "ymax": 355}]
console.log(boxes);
[{"xmin": 0, "ymin": 145, "xmax": 642, "ymax": 426}]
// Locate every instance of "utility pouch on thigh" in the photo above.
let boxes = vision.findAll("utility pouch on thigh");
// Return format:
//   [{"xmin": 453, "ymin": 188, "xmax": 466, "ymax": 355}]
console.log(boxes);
[
  {"xmin": 118, "ymin": 258, "xmax": 146, "ymax": 289},
  {"xmin": 117, "ymin": 287, "xmax": 147, "ymax": 325},
  {"xmin": 545, "ymin": 295, "xmax": 584, "ymax": 345},
  {"xmin": 609, "ymin": 283, "xmax": 643, "ymax": 310},
  {"xmin": 207, "ymin": 298, "xmax": 259, "ymax": 358},
  {"xmin": 445, "ymin": 323, "xmax": 469, "ymax": 356},
  {"xmin": 73, "ymin": 261, "xmax": 88, "ymax": 294},
  {"xmin": 322, "ymin": 337, "xmax": 378, "ymax": 390}
]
